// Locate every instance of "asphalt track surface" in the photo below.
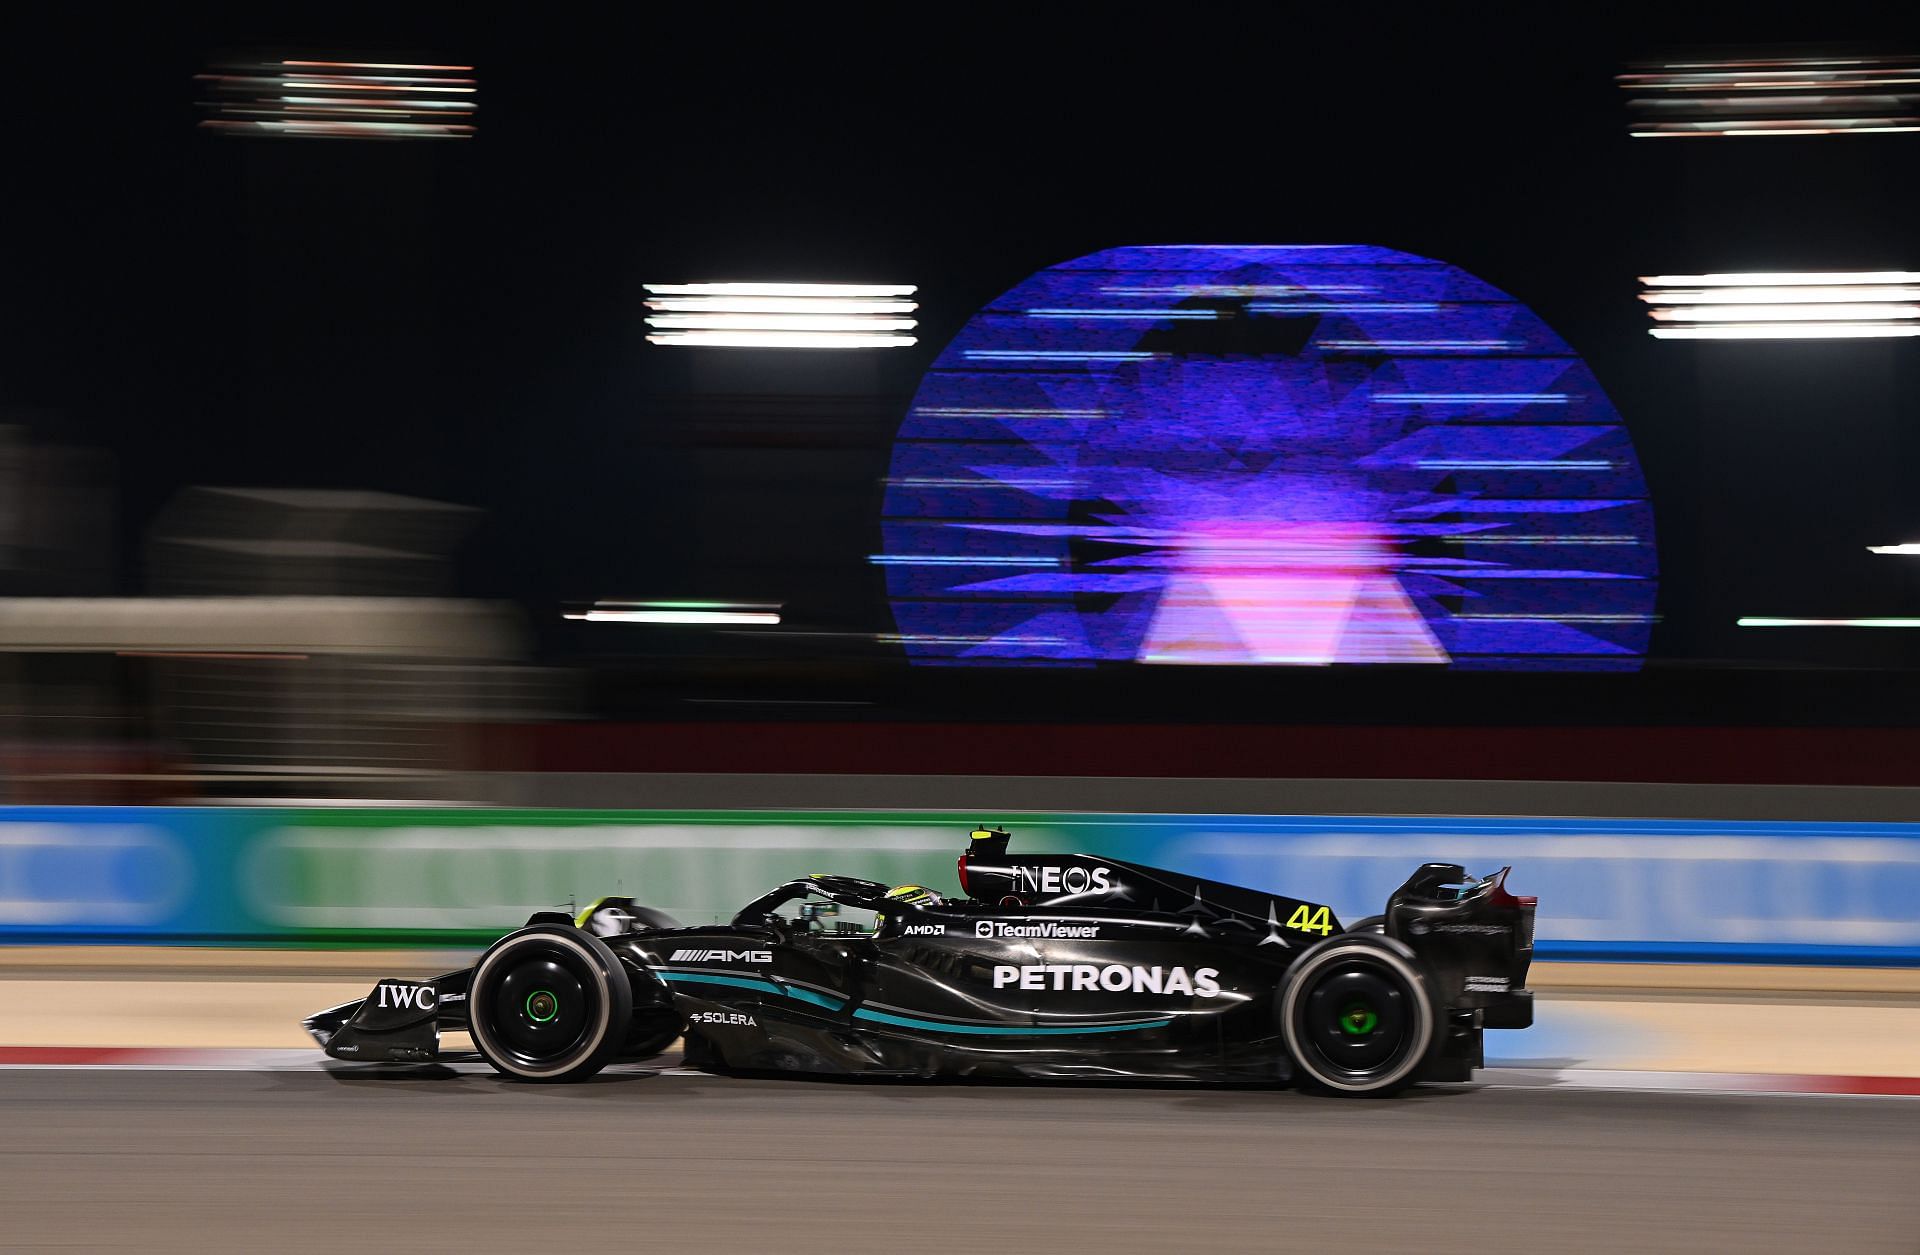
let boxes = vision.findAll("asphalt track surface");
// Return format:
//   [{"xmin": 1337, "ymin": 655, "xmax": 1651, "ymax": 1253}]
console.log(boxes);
[{"xmin": 2, "ymin": 1063, "xmax": 1916, "ymax": 1255}]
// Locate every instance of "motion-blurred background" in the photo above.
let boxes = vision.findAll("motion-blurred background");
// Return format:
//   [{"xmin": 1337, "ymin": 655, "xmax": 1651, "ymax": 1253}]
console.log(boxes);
[
  {"xmin": 0, "ymin": 6, "xmax": 1915, "ymax": 937},
  {"xmin": 6, "ymin": 9, "xmax": 1920, "ymax": 801},
  {"xmin": 1, "ymin": 1, "xmax": 1916, "ymax": 994}
]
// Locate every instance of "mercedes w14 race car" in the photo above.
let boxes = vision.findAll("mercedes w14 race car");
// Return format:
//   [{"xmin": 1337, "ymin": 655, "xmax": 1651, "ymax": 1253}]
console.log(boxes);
[{"xmin": 305, "ymin": 826, "xmax": 1536, "ymax": 1096}]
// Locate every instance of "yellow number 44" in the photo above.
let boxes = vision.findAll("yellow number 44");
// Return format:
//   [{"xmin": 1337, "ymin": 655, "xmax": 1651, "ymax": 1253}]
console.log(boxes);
[{"xmin": 1286, "ymin": 904, "xmax": 1333, "ymax": 936}]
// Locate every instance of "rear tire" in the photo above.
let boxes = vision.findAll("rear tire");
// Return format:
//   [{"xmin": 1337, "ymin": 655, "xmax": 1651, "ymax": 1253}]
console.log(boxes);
[
  {"xmin": 469, "ymin": 927, "xmax": 633, "ymax": 1082},
  {"xmin": 1279, "ymin": 934, "xmax": 1435, "ymax": 1097}
]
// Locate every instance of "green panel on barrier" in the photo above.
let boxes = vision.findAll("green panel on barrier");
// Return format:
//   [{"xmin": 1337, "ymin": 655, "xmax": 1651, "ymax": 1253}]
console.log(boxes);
[
  {"xmin": 3, "ymin": 807, "xmax": 1917, "ymax": 961},
  {"xmin": 241, "ymin": 809, "xmax": 1074, "ymax": 944}
]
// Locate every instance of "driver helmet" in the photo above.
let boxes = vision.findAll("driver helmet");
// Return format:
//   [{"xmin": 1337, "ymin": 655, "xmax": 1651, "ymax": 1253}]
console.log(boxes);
[{"xmin": 884, "ymin": 883, "xmax": 944, "ymax": 909}]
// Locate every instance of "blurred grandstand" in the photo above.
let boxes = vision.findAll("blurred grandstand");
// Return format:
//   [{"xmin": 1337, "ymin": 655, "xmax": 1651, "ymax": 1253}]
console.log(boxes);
[{"xmin": 0, "ymin": 480, "xmax": 564, "ymax": 802}]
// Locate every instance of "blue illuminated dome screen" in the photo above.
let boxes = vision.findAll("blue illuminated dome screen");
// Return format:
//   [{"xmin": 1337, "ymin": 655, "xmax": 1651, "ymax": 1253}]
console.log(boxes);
[{"xmin": 880, "ymin": 245, "xmax": 1657, "ymax": 670}]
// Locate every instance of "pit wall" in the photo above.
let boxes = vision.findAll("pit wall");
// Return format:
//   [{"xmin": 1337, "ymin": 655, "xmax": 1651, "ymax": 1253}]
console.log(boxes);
[{"xmin": 3, "ymin": 807, "xmax": 1916, "ymax": 963}]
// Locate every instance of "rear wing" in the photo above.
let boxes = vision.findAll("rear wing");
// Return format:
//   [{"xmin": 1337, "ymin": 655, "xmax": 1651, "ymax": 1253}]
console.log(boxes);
[{"xmin": 1386, "ymin": 863, "xmax": 1536, "ymax": 1028}]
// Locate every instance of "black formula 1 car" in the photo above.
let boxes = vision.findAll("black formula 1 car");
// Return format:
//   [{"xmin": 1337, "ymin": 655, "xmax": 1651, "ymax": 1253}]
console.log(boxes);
[{"xmin": 305, "ymin": 827, "xmax": 1536, "ymax": 1096}]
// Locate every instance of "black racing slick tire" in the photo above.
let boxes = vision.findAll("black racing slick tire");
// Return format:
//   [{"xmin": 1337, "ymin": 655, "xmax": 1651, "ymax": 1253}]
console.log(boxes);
[
  {"xmin": 1344, "ymin": 915, "xmax": 1387, "ymax": 935},
  {"xmin": 1279, "ymin": 934, "xmax": 1436, "ymax": 1097},
  {"xmin": 468, "ymin": 926, "xmax": 633, "ymax": 1082}
]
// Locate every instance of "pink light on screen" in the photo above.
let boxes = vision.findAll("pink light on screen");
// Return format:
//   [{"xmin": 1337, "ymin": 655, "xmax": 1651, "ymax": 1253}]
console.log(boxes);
[{"xmin": 1140, "ymin": 523, "xmax": 1448, "ymax": 665}]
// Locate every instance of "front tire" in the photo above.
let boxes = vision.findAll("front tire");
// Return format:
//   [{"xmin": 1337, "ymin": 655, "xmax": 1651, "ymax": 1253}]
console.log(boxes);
[
  {"xmin": 468, "ymin": 927, "xmax": 633, "ymax": 1082},
  {"xmin": 1279, "ymin": 934, "xmax": 1436, "ymax": 1097}
]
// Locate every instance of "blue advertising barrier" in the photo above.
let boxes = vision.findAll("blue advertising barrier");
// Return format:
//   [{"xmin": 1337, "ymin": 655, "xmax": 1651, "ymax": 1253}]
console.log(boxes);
[{"xmin": 0, "ymin": 807, "xmax": 1916, "ymax": 963}]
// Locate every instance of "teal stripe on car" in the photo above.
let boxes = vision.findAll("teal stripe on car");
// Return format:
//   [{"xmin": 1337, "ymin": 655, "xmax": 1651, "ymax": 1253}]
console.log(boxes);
[
  {"xmin": 851, "ymin": 1008, "xmax": 1172, "ymax": 1036},
  {"xmin": 663, "ymin": 972, "xmax": 1166, "ymax": 1035},
  {"xmin": 659, "ymin": 971, "xmax": 846, "ymax": 1010}
]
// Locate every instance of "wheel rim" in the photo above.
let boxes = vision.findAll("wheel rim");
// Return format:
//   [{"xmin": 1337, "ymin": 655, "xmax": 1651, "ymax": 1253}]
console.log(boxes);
[
  {"xmin": 1339, "ymin": 1000, "xmax": 1378, "ymax": 1036},
  {"xmin": 1291, "ymin": 953, "xmax": 1423, "ymax": 1086},
  {"xmin": 482, "ymin": 941, "xmax": 600, "ymax": 1071}
]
